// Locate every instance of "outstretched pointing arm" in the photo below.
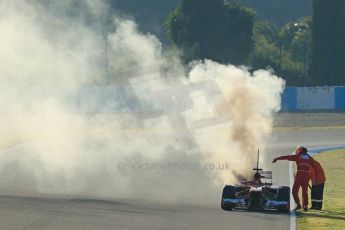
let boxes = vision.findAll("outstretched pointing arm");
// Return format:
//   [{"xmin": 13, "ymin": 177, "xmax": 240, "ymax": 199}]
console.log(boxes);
[{"xmin": 272, "ymin": 154, "xmax": 298, "ymax": 163}]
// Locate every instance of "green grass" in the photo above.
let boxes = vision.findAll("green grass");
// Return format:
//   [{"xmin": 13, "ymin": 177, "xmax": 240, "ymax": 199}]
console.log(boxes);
[{"xmin": 297, "ymin": 149, "xmax": 345, "ymax": 230}]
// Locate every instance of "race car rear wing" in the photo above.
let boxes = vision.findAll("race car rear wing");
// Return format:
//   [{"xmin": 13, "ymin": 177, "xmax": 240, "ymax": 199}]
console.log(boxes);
[
  {"xmin": 259, "ymin": 171, "xmax": 273, "ymax": 185},
  {"xmin": 253, "ymin": 150, "xmax": 273, "ymax": 181},
  {"xmin": 260, "ymin": 171, "xmax": 272, "ymax": 179}
]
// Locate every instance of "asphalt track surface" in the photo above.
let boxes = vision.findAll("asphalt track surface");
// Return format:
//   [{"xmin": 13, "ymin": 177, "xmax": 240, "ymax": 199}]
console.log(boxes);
[{"xmin": 0, "ymin": 122, "xmax": 345, "ymax": 229}]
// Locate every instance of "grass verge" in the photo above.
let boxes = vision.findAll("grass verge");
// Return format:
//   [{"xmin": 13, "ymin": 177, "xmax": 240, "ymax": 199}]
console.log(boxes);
[{"xmin": 297, "ymin": 149, "xmax": 345, "ymax": 230}]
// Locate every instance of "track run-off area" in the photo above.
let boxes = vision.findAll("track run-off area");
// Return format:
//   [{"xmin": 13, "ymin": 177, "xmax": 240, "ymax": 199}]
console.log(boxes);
[{"xmin": 0, "ymin": 114, "xmax": 344, "ymax": 230}]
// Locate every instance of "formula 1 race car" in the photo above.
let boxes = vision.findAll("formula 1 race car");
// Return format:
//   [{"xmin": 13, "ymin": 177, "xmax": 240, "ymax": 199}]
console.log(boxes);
[{"xmin": 221, "ymin": 150, "xmax": 290, "ymax": 212}]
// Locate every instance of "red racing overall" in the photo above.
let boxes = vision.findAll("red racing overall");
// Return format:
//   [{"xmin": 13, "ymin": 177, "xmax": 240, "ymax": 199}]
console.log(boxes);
[{"xmin": 275, "ymin": 153, "xmax": 317, "ymax": 209}]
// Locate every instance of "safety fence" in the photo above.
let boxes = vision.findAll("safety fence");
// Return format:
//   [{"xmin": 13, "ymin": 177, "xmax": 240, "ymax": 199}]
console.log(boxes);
[
  {"xmin": 70, "ymin": 86, "xmax": 345, "ymax": 112},
  {"xmin": 14, "ymin": 85, "xmax": 345, "ymax": 113},
  {"xmin": 281, "ymin": 87, "xmax": 345, "ymax": 111}
]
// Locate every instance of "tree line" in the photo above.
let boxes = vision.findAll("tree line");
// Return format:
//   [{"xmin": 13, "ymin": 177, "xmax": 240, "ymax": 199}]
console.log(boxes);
[
  {"xmin": 165, "ymin": 0, "xmax": 345, "ymax": 86},
  {"xmin": 114, "ymin": 0, "xmax": 345, "ymax": 86}
]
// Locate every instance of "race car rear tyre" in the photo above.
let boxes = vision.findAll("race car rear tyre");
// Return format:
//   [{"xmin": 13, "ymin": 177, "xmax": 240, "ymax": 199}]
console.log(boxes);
[
  {"xmin": 277, "ymin": 207, "xmax": 290, "ymax": 213},
  {"xmin": 221, "ymin": 186, "xmax": 236, "ymax": 211},
  {"xmin": 277, "ymin": 186, "xmax": 290, "ymax": 212},
  {"xmin": 221, "ymin": 203, "xmax": 233, "ymax": 211},
  {"xmin": 277, "ymin": 187, "xmax": 290, "ymax": 201},
  {"xmin": 222, "ymin": 186, "xmax": 236, "ymax": 199}
]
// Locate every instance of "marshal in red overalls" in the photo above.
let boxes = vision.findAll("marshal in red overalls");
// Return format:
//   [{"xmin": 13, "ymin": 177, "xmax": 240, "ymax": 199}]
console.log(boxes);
[{"xmin": 273, "ymin": 146, "xmax": 318, "ymax": 211}]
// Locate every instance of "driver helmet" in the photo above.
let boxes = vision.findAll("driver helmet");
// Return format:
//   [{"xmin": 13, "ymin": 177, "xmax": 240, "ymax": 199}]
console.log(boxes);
[
  {"xmin": 254, "ymin": 172, "xmax": 262, "ymax": 181},
  {"xmin": 296, "ymin": 146, "xmax": 308, "ymax": 155}
]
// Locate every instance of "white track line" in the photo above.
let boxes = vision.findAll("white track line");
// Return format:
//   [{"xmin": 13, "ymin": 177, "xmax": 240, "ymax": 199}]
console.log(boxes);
[
  {"xmin": 289, "ymin": 145, "xmax": 345, "ymax": 230},
  {"xmin": 289, "ymin": 160, "xmax": 296, "ymax": 230}
]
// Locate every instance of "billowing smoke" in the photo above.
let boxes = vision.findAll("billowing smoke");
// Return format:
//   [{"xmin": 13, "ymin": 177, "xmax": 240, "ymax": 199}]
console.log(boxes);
[
  {"xmin": 0, "ymin": 0, "xmax": 284, "ymax": 203},
  {"xmin": 189, "ymin": 64, "xmax": 284, "ymax": 184}
]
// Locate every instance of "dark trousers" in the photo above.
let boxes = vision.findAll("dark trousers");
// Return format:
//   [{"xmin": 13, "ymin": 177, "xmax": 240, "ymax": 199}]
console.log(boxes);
[{"xmin": 311, "ymin": 183, "xmax": 325, "ymax": 210}]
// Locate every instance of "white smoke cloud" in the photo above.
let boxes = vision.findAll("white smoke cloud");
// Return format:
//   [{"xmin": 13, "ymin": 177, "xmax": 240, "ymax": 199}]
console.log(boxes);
[
  {"xmin": 188, "ymin": 62, "xmax": 284, "ymax": 183},
  {"xmin": 0, "ymin": 0, "xmax": 285, "ymax": 203}
]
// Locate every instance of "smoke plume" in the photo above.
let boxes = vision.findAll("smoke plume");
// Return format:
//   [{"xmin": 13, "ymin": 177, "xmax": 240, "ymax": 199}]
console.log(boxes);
[{"xmin": 0, "ymin": 0, "xmax": 285, "ymax": 203}]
